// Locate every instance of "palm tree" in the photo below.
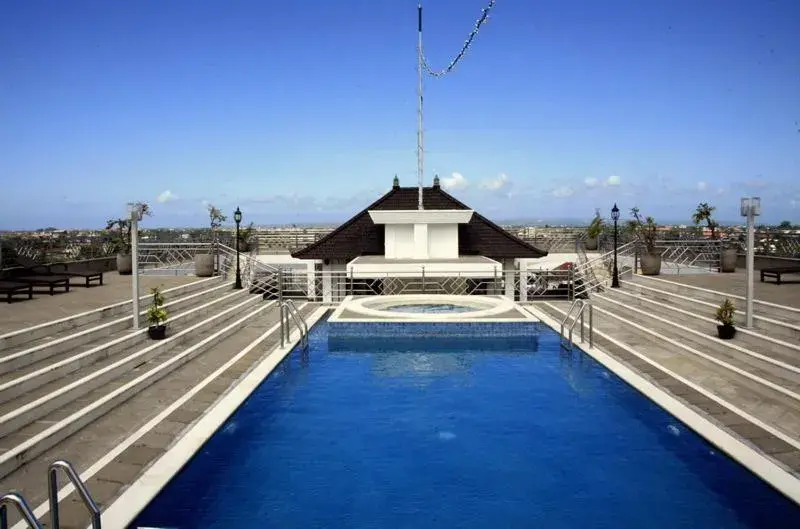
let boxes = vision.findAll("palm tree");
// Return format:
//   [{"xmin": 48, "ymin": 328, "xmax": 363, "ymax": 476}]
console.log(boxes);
[{"xmin": 692, "ymin": 202, "xmax": 717, "ymax": 239}]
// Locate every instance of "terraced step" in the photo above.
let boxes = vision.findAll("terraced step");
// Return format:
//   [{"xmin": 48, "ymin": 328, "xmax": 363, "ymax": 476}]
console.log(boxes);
[
  {"xmin": 0, "ymin": 276, "xmax": 223, "ymax": 354},
  {"xmin": 0, "ymin": 280, "xmax": 236, "ymax": 376},
  {"xmin": 630, "ymin": 274, "xmax": 800, "ymax": 327},
  {"xmin": 0, "ymin": 287, "xmax": 249, "ymax": 407},
  {"xmin": 527, "ymin": 302, "xmax": 800, "ymax": 492},
  {"xmin": 0, "ymin": 296, "xmax": 267, "ymax": 479},
  {"xmin": 538, "ymin": 301, "xmax": 800, "ymax": 443},
  {"xmin": 0, "ymin": 302, "xmax": 320, "ymax": 529},
  {"xmin": 599, "ymin": 288, "xmax": 800, "ymax": 369},
  {"xmin": 621, "ymin": 277, "xmax": 800, "ymax": 342},
  {"xmin": 591, "ymin": 294, "xmax": 800, "ymax": 394}
]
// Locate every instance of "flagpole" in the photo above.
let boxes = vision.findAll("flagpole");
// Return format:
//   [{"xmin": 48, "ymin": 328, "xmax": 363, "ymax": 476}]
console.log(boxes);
[{"xmin": 417, "ymin": 4, "xmax": 425, "ymax": 210}]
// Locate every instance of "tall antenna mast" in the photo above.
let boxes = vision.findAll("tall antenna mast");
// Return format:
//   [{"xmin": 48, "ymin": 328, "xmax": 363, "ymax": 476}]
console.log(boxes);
[{"xmin": 417, "ymin": 4, "xmax": 425, "ymax": 210}]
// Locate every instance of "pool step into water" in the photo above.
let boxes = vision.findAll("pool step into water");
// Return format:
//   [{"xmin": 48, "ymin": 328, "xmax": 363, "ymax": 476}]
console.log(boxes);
[
  {"xmin": 0, "ymin": 295, "xmax": 317, "ymax": 528},
  {"xmin": 0, "ymin": 276, "xmax": 225, "ymax": 354}
]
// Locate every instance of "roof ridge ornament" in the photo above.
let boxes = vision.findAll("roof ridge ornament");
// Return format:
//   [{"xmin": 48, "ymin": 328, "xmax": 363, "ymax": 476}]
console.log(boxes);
[{"xmin": 393, "ymin": 174, "xmax": 400, "ymax": 189}]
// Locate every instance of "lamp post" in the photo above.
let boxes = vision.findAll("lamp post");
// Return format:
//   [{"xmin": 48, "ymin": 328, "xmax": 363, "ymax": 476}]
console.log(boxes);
[
  {"xmin": 740, "ymin": 197, "xmax": 761, "ymax": 328},
  {"xmin": 611, "ymin": 203, "xmax": 620, "ymax": 288},
  {"xmin": 127, "ymin": 203, "xmax": 144, "ymax": 329},
  {"xmin": 234, "ymin": 207, "xmax": 243, "ymax": 290}
]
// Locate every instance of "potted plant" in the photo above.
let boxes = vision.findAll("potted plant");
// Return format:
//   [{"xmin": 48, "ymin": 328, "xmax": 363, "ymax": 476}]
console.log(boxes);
[
  {"xmin": 238, "ymin": 221, "xmax": 256, "ymax": 253},
  {"xmin": 715, "ymin": 298, "xmax": 736, "ymax": 339},
  {"xmin": 194, "ymin": 204, "xmax": 226, "ymax": 277},
  {"xmin": 105, "ymin": 202, "xmax": 151, "ymax": 275},
  {"xmin": 692, "ymin": 202, "xmax": 736, "ymax": 272},
  {"xmin": 585, "ymin": 214, "xmax": 604, "ymax": 251},
  {"xmin": 146, "ymin": 286, "xmax": 168, "ymax": 339},
  {"xmin": 627, "ymin": 207, "xmax": 661, "ymax": 275}
]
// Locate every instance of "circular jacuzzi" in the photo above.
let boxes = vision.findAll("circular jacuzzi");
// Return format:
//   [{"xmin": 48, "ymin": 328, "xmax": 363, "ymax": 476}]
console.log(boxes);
[{"xmin": 343, "ymin": 295, "xmax": 516, "ymax": 320}]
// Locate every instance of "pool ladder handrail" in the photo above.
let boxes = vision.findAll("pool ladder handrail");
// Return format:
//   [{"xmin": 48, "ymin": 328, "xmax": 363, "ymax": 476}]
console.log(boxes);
[
  {"xmin": 280, "ymin": 300, "xmax": 308, "ymax": 349},
  {"xmin": 0, "ymin": 492, "xmax": 41, "ymax": 529},
  {"xmin": 48, "ymin": 459, "xmax": 101, "ymax": 529},
  {"xmin": 560, "ymin": 299, "xmax": 593, "ymax": 350}
]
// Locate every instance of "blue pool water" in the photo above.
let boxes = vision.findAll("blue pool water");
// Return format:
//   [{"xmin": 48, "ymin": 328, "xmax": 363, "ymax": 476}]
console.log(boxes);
[
  {"xmin": 383, "ymin": 303, "xmax": 477, "ymax": 313},
  {"xmin": 133, "ymin": 317, "xmax": 800, "ymax": 528}
]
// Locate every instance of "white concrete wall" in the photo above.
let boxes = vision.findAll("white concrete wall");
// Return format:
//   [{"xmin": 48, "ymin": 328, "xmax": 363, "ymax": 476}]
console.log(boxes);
[
  {"xmin": 385, "ymin": 224, "xmax": 414, "ymax": 259},
  {"xmin": 428, "ymin": 224, "xmax": 458, "ymax": 259},
  {"xmin": 413, "ymin": 224, "xmax": 429, "ymax": 259}
]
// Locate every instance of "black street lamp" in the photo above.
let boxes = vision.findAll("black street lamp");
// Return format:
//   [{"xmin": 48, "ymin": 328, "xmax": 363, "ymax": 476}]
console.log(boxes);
[
  {"xmin": 234, "ymin": 206, "xmax": 243, "ymax": 290},
  {"xmin": 611, "ymin": 203, "xmax": 620, "ymax": 288}
]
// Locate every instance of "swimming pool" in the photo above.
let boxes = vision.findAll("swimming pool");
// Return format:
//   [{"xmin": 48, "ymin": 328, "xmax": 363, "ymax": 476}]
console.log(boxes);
[{"xmin": 131, "ymin": 317, "xmax": 800, "ymax": 528}]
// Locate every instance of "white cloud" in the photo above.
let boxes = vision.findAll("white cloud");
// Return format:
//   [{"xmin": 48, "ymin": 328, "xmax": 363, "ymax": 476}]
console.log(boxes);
[
  {"xmin": 605, "ymin": 175, "xmax": 621, "ymax": 187},
  {"xmin": 552, "ymin": 186, "xmax": 575, "ymax": 198},
  {"xmin": 696, "ymin": 181, "xmax": 707, "ymax": 191},
  {"xmin": 791, "ymin": 199, "xmax": 798, "ymax": 209},
  {"xmin": 157, "ymin": 190, "xmax": 176, "ymax": 203},
  {"xmin": 479, "ymin": 173, "xmax": 508, "ymax": 190},
  {"xmin": 584, "ymin": 177, "xmax": 599, "ymax": 188},
  {"xmin": 441, "ymin": 172, "xmax": 468, "ymax": 190},
  {"xmin": 714, "ymin": 187, "xmax": 727, "ymax": 196}
]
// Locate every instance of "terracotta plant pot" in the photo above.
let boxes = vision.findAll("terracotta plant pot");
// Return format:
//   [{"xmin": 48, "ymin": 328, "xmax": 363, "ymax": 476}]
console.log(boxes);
[
  {"xmin": 194, "ymin": 253, "xmax": 214, "ymax": 277},
  {"xmin": 117, "ymin": 253, "xmax": 133, "ymax": 275},
  {"xmin": 148, "ymin": 325, "xmax": 167, "ymax": 340},
  {"xmin": 716, "ymin": 324, "xmax": 736, "ymax": 340},
  {"xmin": 720, "ymin": 249, "xmax": 737, "ymax": 273},
  {"xmin": 639, "ymin": 253, "xmax": 662, "ymax": 276}
]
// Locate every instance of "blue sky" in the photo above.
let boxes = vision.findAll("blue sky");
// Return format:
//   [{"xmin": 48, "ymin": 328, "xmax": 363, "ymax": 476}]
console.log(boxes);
[{"xmin": 1, "ymin": 0, "xmax": 798, "ymax": 229}]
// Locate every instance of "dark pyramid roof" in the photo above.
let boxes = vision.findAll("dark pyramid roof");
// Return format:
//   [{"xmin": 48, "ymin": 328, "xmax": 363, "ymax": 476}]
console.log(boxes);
[{"xmin": 291, "ymin": 186, "xmax": 547, "ymax": 261}]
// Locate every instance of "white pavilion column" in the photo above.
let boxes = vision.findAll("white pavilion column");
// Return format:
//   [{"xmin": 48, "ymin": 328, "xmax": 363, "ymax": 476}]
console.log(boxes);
[
  {"xmin": 503, "ymin": 258, "xmax": 515, "ymax": 300},
  {"xmin": 519, "ymin": 260, "xmax": 528, "ymax": 302},
  {"xmin": 322, "ymin": 263, "xmax": 332, "ymax": 303}
]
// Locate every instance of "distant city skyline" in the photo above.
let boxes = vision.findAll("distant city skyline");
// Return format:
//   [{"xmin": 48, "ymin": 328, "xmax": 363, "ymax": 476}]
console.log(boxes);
[{"xmin": 1, "ymin": 0, "xmax": 798, "ymax": 230}]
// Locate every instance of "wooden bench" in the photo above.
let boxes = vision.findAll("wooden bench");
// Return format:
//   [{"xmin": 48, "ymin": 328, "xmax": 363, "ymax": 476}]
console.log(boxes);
[
  {"xmin": 0, "ymin": 281, "xmax": 33, "ymax": 303},
  {"xmin": 760, "ymin": 267, "xmax": 800, "ymax": 285},
  {"xmin": 47, "ymin": 263, "xmax": 104, "ymax": 287}
]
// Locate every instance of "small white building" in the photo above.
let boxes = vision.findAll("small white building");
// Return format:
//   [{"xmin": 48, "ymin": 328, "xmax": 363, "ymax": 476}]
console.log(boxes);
[{"xmin": 289, "ymin": 176, "xmax": 548, "ymax": 300}]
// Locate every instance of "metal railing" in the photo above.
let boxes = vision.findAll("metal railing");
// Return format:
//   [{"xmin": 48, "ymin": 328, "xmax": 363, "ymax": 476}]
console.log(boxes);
[
  {"xmin": 654, "ymin": 239, "xmax": 722, "ymax": 273},
  {"xmin": 280, "ymin": 300, "xmax": 308, "ymax": 349},
  {"xmin": 0, "ymin": 493, "xmax": 41, "ymax": 529},
  {"xmin": 137, "ymin": 242, "xmax": 279, "ymax": 283},
  {"xmin": 573, "ymin": 242, "xmax": 637, "ymax": 298},
  {"xmin": 48, "ymin": 460, "xmax": 101, "ymax": 529},
  {"xmin": 560, "ymin": 299, "xmax": 593, "ymax": 350},
  {"xmin": 254, "ymin": 267, "xmax": 575, "ymax": 303}
]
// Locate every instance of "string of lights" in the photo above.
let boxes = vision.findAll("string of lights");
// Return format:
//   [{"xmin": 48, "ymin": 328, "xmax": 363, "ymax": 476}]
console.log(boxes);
[{"xmin": 421, "ymin": 0, "xmax": 496, "ymax": 78}]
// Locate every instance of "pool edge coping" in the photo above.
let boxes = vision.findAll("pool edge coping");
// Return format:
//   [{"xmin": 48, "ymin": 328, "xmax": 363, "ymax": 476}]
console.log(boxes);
[
  {"xmin": 97, "ymin": 305, "xmax": 330, "ymax": 529},
  {"xmin": 524, "ymin": 303, "xmax": 800, "ymax": 505}
]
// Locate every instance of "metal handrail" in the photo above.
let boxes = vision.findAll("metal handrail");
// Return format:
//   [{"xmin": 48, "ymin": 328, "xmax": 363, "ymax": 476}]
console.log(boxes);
[
  {"xmin": 48, "ymin": 460, "xmax": 101, "ymax": 529},
  {"xmin": 280, "ymin": 301, "xmax": 308, "ymax": 349},
  {"xmin": 0, "ymin": 492, "xmax": 42, "ymax": 529},
  {"xmin": 560, "ymin": 300, "xmax": 593, "ymax": 350}
]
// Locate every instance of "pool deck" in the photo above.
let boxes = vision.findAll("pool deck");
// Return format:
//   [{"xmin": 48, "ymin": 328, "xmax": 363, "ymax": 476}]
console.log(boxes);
[
  {"xmin": 665, "ymin": 271, "xmax": 800, "ymax": 309},
  {"xmin": 0, "ymin": 273, "xmax": 202, "ymax": 335}
]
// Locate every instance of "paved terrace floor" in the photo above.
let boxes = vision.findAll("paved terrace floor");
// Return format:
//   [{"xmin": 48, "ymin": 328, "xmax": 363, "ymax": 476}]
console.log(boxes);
[
  {"xmin": 666, "ymin": 271, "xmax": 800, "ymax": 310},
  {"xmin": 0, "ymin": 274, "xmax": 201, "ymax": 335}
]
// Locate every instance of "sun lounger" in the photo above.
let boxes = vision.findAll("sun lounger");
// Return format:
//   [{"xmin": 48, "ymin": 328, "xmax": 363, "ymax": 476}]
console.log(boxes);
[
  {"xmin": 5, "ymin": 268, "xmax": 71, "ymax": 295},
  {"xmin": 760, "ymin": 267, "xmax": 800, "ymax": 285},
  {"xmin": 46, "ymin": 263, "xmax": 104, "ymax": 287},
  {"xmin": 0, "ymin": 281, "xmax": 33, "ymax": 303}
]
